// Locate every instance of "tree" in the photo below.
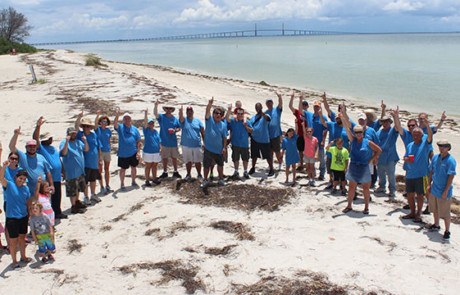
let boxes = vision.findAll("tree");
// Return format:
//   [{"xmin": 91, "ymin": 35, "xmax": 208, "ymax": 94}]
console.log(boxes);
[{"xmin": 0, "ymin": 7, "xmax": 32, "ymax": 42}]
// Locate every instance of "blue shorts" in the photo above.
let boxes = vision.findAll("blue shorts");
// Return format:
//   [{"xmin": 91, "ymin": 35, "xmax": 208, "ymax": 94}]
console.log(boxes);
[
  {"xmin": 346, "ymin": 162, "xmax": 371, "ymax": 183},
  {"xmin": 37, "ymin": 233, "xmax": 56, "ymax": 254}
]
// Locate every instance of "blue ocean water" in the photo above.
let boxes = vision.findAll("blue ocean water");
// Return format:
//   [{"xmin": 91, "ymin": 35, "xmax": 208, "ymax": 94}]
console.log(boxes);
[{"xmin": 45, "ymin": 33, "xmax": 460, "ymax": 117}]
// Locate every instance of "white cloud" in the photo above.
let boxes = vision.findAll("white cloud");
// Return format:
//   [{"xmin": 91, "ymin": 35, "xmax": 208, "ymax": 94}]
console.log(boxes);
[
  {"xmin": 77, "ymin": 14, "xmax": 129, "ymax": 28},
  {"xmin": 383, "ymin": 0, "xmax": 425, "ymax": 12}
]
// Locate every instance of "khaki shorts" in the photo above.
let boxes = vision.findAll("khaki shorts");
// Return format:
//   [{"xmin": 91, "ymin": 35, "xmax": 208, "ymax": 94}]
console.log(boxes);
[
  {"xmin": 101, "ymin": 151, "xmax": 111, "ymax": 162},
  {"xmin": 182, "ymin": 147, "xmax": 203, "ymax": 163},
  {"xmin": 143, "ymin": 152, "xmax": 161, "ymax": 163},
  {"xmin": 160, "ymin": 146, "xmax": 180, "ymax": 159},
  {"xmin": 429, "ymin": 194, "xmax": 452, "ymax": 219}
]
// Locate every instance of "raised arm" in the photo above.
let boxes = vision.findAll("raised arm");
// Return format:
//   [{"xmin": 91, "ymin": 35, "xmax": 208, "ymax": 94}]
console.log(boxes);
[
  {"xmin": 60, "ymin": 136, "xmax": 70, "ymax": 156},
  {"xmin": 75, "ymin": 111, "xmax": 83, "ymax": 130},
  {"xmin": 423, "ymin": 116, "xmax": 433, "ymax": 143},
  {"xmin": 275, "ymin": 92, "xmax": 283, "ymax": 110},
  {"xmin": 380, "ymin": 100, "xmax": 386, "ymax": 119},
  {"xmin": 391, "ymin": 106, "xmax": 403, "ymax": 135},
  {"xmin": 205, "ymin": 97, "xmax": 213, "ymax": 120},
  {"xmin": 33, "ymin": 116, "xmax": 45, "ymax": 143},
  {"xmin": 289, "ymin": 91, "xmax": 296, "ymax": 113},
  {"xmin": 436, "ymin": 111, "xmax": 446, "ymax": 130},
  {"xmin": 94, "ymin": 110, "xmax": 101, "ymax": 130},
  {"xmin": 154, "ymin": 99, "xmax": 160, "ymax": 119},
  {"xmin": 143, "ymin": 108, "xmax": 149, "ymax": 128},
  {"xmin": 178, "ymin": 105, "xmax": 185, "ymax": 123},
  {"xmin": 9, "ymin": 126, "xmax": 21, "ymax": 153},
  {"xmin": 322, "ymin": 92, "xmax": 332, "ymax": 118},
  {"xmin": 299, "ymin": 93, "xmax": 305, "ymax": 111},
  {"xmin": 341, "ymin": 104, "xmax": 354, "ymax": 143},
  {"xmin": 0, "ymin": 161, "xmax": 8, "ymax": 188},
  {"xmin": 226, "ymin": 104, "xmax": 232, "ymax": 123},
  {"xmin": 113, "ymin": 107, "xmax": 120, "ymax": 130},
  {"xmin": 318, "ymin": 108, "xmax": 327, "ymax": 128}
]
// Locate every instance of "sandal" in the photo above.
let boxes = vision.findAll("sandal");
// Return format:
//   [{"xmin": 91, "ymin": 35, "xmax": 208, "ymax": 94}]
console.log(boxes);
[
  {"xmin": 20, "ymin": 257, "xmax": 32, "ymax": 263},
  {"xmin": 342, "ymin": 207, "xmax": 353, "ymax": 213},
  {"xmin": 363, "ymin": 209, "xmax": 369, "ymax": 215},
  {"xmin": 402, "ymin": 214, "xmax": 415, "ymax": 219},
  {"xmin": 11, "ymin": 263, "xmax": 20, "ymax": 269},
  {"xmin": 413, "ymin": 217, "xmax": 423, "ymax": 223},
  {"xmin": 427, "ymin": 224, "xmax": 440, "ymax": 231}
]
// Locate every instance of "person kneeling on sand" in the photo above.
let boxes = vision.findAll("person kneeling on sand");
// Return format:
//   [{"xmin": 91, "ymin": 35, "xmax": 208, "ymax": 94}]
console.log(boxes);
[
  {"xmin": 142, "ymin": 109, "xmax": 161, "ymax": 186},
  {"xmin": 30, "ymin": 202, "xmax": 56, "ymax": 263},
  {"xmin": 201, "ymin": 98, "xmax": 228, "ymax": 188},
  {"xmin": 342, "ymin": 105, "xmax": 381, "ymax": 215},
  {"xmin": 427, "ymin": 140, "xmax": 456, "ymax": 240}
]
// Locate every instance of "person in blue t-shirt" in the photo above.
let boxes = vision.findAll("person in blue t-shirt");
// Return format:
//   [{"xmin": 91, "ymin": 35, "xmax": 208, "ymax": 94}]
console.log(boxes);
[
  {"xmin": 375, "ymin": 114, "xmax": 399, "ymax": 198},
  {"xmin": 364, "ymin": 100, "xmax": 387, "ymax": 131},
  {"xmin": 0, "ymin": 164, "xmax": 38, "ymax": 268},
  {"xmin": 427, "ymin": 140, "xmax": 456, "ymax": 240},
  {"xmin": 356, "ymin": 112, "xmax": 379, "ymax": 188},
  {"xmin": 9, "ymin": 127, "xmax": 53, "ymax": 194},
  {"xmin": 60, "ymin": 127, "xmax": 89, "ymax": 214},
  {"xmin": 281, "ymin": 128, "xmax": 300, "ymax": 184},
  {"xmin": 249, "ymin": 102, "xmax": 274, "ymax": 177},
  {"xmin": 309, "ymin": 100, "xmax": 329, "ymax": 181},
  {"xmin": 179, "ymin": 106, "xmax": 205, "ymax": 181},
  {"xmin": 75, "ymin": 114, "xmax": 102, "ymax": 205},
  {"xmin": 95, "ymin": 110, "xmax": 113, "ymax": 193},
  {"xmin": 201, "ymin": 98, "xmax": 228, "ymax": 187},
  {"xmin": 227, "ymin": 107, "xmax": 253, "ymax": 179},
  {"xmin": 154, "ymin": 101, "xmax": 182, "ymax": 179},
  {"xmin": 142, "ymin": 108, "xmax": 161, "ymax": 186},
  {"xmin": 401, "ymin": 124, "xmax": 433, "ymax": 223},
  {"xmin": 114, "ymin": 108, "xmax": 142, "ymax": 190},
  {"xmin": 265, "ymin": 93, "xmax": 283, "ymax": 170},
  {"xmin": 33, "ymin": 116, "xmax": 67, "ymax": 219}
]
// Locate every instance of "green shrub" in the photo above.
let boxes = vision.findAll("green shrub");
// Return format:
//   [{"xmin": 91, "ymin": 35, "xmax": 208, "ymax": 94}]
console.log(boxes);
[
  {"xmin": 0, "ymin": 37, "xmax": 37, "ymax": 55},
  {"xmin": 84, "ymin": 54, "xmax": 107, "ymax": 67}
]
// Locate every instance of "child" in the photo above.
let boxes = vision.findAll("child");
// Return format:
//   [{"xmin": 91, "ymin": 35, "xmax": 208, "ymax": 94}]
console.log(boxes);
[
  {"xmin": 326, "ymin": 138, "xmax": 349, "ymax": 195},
  {"xmin": 38, "ymin": 181, "xmax": 55, "ymax": 226},
  {"xmin": 281, "ymin": 128, "xmax": 300, "ymax": 184},
  {"xmin": 302, "ymin": 125, "xmax": 319, "ymax": 186},
  {"xmin": 143, "ymin": 109, "xmax": 161, "ymax": 186},
  {"xmin": 29, "ymin": 202, "xmax": 56, "ymax": 263}
]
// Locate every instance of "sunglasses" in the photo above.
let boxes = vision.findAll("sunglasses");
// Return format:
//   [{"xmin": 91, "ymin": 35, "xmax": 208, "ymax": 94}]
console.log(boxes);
[
  {"xmin": 438, "ymin": 145, "xmax": 450, "ymax": 148},
  {"xmin": 83, "ymin": 125, "xmax": 92, "ymax": 128},
  {"xmin": 237, "ymin": 112, "xmax": 244, "ymax": 115},
  {"xmin": 100, "ymin": 120, "xmax": 108, "ymax": 124},
  {"xmin": 355, "ymin": 131, "xmax": 363, "ymax": 134},
  {"xmin": 9, "ymin": 157, "xmax": 19, "ymax": 161},
  {"xmin": 306, "ymin": 131, "xmax": 312, "ymax": 133},
  {"xmin": 214, "ymin": 112, "xmax": 222, "ymax": 116},
  {"xmin": 408, "ymin": 124, "xmax": 416, "ymax": 127}
]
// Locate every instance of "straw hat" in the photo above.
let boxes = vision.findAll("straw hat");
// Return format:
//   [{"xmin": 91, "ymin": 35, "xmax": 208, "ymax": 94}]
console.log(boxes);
[{"xmin": 80, "ymin": 117, "xmax": 95, "ymax": 127}]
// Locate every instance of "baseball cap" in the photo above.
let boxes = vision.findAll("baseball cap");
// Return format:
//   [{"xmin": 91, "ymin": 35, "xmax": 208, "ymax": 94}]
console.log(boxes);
[
  {"xmin": 357, "ymin": 113, "xmax": 367, "ymax": 121},
  {"xmin": 26, "ymin": 139, "xmax": 37, "ymax": 146},
  {"xmin": 148, "ymin": 118, "xmax": 155, "ymax": 124},
  {"xmin": 66, "ymin": 127, "xmax": 77, "ymax": 134},
  {"xmin": 313, "ymin": 100, "xmax": 321, "ymax": 107},
  {"xmin": 122, "ymin": 113, "xmax": 131, "ymax": 119}
]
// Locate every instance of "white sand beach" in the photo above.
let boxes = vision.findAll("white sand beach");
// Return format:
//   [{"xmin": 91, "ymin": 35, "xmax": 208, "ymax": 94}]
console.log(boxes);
[{"xmin": 0, "ymin": 50, "xmax": 459, "ymax": 294}]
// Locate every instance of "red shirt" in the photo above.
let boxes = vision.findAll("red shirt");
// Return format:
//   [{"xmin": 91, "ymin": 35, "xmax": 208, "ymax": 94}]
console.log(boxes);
[{"xmin": 294, "ymin": 109, "xmax": 305, "ymax": 137}]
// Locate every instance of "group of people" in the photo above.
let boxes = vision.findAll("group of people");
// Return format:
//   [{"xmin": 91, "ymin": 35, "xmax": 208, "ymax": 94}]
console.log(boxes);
[{"xmin": 0, "ymin": 92, "xmax": 457, "ymax": 269}]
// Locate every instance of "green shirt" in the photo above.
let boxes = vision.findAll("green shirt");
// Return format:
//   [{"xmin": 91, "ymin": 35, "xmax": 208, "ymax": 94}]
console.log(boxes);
[{"xmin": 328, "ymin": 146, "xmax": 349, "ymax": 171}]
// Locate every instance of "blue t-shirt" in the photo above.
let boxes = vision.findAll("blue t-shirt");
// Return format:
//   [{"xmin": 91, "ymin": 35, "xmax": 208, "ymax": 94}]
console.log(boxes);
[
  {"xmin": 311, "ymin": 114, "xmax": 328, "ymax": 144},
  {"xmin": 37, "ymin": 144, "xmax": 62, "ymax": 182},
  {"xmin": 77, "ymin": 131, "xmax": 100, "ymax": 170},
  {"xmin": 4, "ymin": 180, "xmax": 31, "ymax": 218},
  {"xmin": 115, "ymin": 123, "xmax": 141, "ymax": 158},
  {"xmin": 368, "ymin": 120, "xmax": 381, "ymax": 131},
  {"xmin": 364, "ymin": 126, "xmax": 379, "ymax": 144},
  {"xmin": 422, "ymin": 125, "xmax": 437, "ymax": 135},
  {"xmin": 329, "ymin": 111, "xmax": 336, "ymax": 122},
  {"xmin": 350, "ymin": 138, "xmax": 373, "ymax": 165},
  {"xmin": 157, "ymin": 114, "xmax": 180, "ymax": 147},
  {"xmin": 265, "ymin": 107, "xmax": 282, "ymax": 139},
  {"xmin": 180, "ymin": 117, "xmax": 204, "ymax": 148},
  {"xmin": 403, "ymin": 137, "xmax": 432, "ymax": 179},
  {"xmin": 5, "ymin": 166, "xmax": 19, "ymax": 182},
  {"xmin": 18, "ymin": 150, "xmax": 51, "ymax": 193},
  {"xmin": 377, "ymin": 127, "xmax": 399, "ymax": 165},
  {"xmin": 429, "ymin": 154, "xmax": 456, "ymax": 199},
  {"xmin": 282, "ymin": 135, "xmax": 300, "ymax": 166},
  {"xmin": 327, "ymin": 122, "xmax": 354, "ymax": 149},
  {"xmin": 143, "ymin": 127, "xmax": 161, "ymax": 153},
  {"xmin": 229, "ymin": 118, "xmax": 250, "ymax": 148},
  {"xmin": 96, "ymin": 127, "xmax": 112, "ymax": 152},
  {"xmin": 303, "ymin": 111, "xmax": 314, "ymax": 129},
  {"xmin": 400, "ymin": 129, "xmax": 433, "ymax": 153},
  {"xmin": 59, "ymin": 139, "xmax": 85, "ymax": 180},
  {"xmin": 249, "ymin": 114, "xmax": 271, "ymax": 144},
  {"xmin": 204, "ymin": 117, "xmax": 227, "ymax": 154}
]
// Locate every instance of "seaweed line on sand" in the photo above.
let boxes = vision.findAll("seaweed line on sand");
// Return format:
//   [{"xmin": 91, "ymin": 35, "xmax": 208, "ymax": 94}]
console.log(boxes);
[{"xmin": 210, "ymin": 220, "xmax": 255, "ymax": 241}]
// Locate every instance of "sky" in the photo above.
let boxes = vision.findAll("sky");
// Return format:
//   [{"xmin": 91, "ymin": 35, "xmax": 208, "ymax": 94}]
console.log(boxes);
[{"xmin": 4, "ymin": 0, "xmax": 460, "ymax": 43}]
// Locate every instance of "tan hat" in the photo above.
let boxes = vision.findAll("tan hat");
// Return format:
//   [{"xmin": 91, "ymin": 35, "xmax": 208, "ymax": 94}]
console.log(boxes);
[
  {"xmin": 364, "ymin": 109, "xmax": 377, "ymax": 121},
  {"xmin": 313, "ymin": 100, "xmax": 321, "ymax": 107},
  {"xmin": 80, "ymin": 117, "xmax": 95, "ymax": 127},
  {"xmin": 162, "ymin": 105, "xmax": 176, "ymax": 112},
  {"xmin": 379, "ymin": 115, "xmax": 393, "ymax": 124},
  {"xmin": 437, "ymin": 140, "xmax": 451, "ymax": 149},
  {"xmin": 353, "ymin": 125, "xmax": 364, "ymax": 133}
]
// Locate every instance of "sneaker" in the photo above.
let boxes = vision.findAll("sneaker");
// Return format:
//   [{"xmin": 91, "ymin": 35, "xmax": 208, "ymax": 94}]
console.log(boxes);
[
  {"xmin": 83, "ymin": 196, "xmax": 92, "ymax": 206},
  {"xmin": 218, "ymin": 179, "xmax": 225, "ymax": 186},
  {"xmin": 443, "ymin": 231, "xmax": 451, "ymax": 240},
  {"xmin": 248, "ymin": 167, "xmax": 255, "ymax": 175},
  {"xmin": 403, "ymin": 204, "xmax": 410, "ymax": 210},
  {"xmin": 423, "ymin": 205, "xmax": 430, "ymax": 215},
  {"xmin": 159, "ymin": 172, "xmax": 168, "ymax": 179},
  {"xmin": 120, "ymin": 185, "xmax": 126, "ymax": 192},
  {"xmin": 106, "ymin": 185, "xmax": 112, "ymax": 192},
  {"xmin": 145, "ymin": 180, "xmax": 152, "ymax": 187},
  {"xmin": 131, "ymin": 181, "xmax": 139, "ymax": 187},
  {"xmin": 76, "ymin": 200, "xmax": 87, "ymax": 209},
  {"xmin": 42, "ymin": 257, "xmax": 48, "ymax": 264},
  {"xmin": 172, "ymin": 171, "xmax": 182, "ymax": 178},
  {"xmin": 309, "ymin": 180, "xmax": 316, "ymax": 187},
  {"xmin": 71, "ymin": 206, "xmax": 85, "ymax": 214},
  {"xmin": 375, "ymin": 187, "xmax": 386, "ymax": 193},
  {"xmin": 232, "ymin": 171, "xmax": 240, "ymax": 178},
  {"xmin": 152, "ymin": 178, "xmax": 161, "ymax": 185},
  {"xmin": 99, "ymin": 187, "xmax": 107, "ymax": 195},
  {"xmin": 197, "ymin": 174, "xmax": 203, "ymax": 180},
  {"xmin": 341, "ymin": 189, "xmax": 348, "ymax": 196},
  {"xmin": 55, "ymin": 213, "xmax": 68, "ymax": 219},
  {"xmin": 427, "ymin": 224, "xmax": 441, "ymax": 231},
  {"xmin": 325, "ymin": 183, "xmax": 333, "ymax": 190},
  {"xmin": 184, "ymin": 174, "xmax": 192, "ymax": 182},
  {"xmin": 200, "ymin": 180, "xmax": 209, "ymax": 188},
  {"xmin": 267, "ymin": 170, "xmax": 275, "ymax": 177},
  {"xmin": 388, "ymin": 192, "xmax": 396, "ymax": 198},
  {"xmin": 243, "ymin": 171, "xmax": 250, "ymax": 179},
  {"xmin": 47, "ymin": 254, "xmax": 55, "ymax": 261},
  {"xmin": 209, "ymin": 172, "xmax": 215, "ymax": 181},
  {"xmin": 91, "ymin": 195, "xmax": 101, "ymax": 203},
  {"xmin": 332, "ymin": 188, "xmax": 338, "ymax": 194},
  {"xmin": 318, "ymin": 176, "xmax": 325, "ymax": 181}
]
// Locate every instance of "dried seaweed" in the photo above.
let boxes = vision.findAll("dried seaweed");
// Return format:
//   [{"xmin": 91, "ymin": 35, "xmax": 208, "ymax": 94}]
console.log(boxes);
[
  {"xmin": 210, "ymin": 221, "xmax": 255, "ymax": 241},
  {"xmin": 204, "ymin": 244, "xmax": 237, "ymax": 256},
  {"xmin": 67, "ymin": 239, "xmax": 83, "ymax": 254}
]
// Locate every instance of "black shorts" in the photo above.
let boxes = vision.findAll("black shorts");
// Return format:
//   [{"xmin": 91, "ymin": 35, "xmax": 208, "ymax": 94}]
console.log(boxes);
[
  {"xmin": 326, "ymin": 157, "xmax": 332, "ymax": 174},
  {"xmin": 269, "ymin": 136, "xmax": 281, "ymax": 153},
  {"xmin": 406, "ymin": 177, "xmax": 426, "ymax": 194},
  {"xmin": 85, "ymin": 168, "xmax": 101, "ymax": 183},
  {"xmin": 232, "ymin": 146, "xmax": 250, "ymax": 162},
  {"xmin": 203, "ymin": 149, "xmax": 224, "ymax": 168},
  {"xmin": 6, "ymin": 216, "xmax": 28, "ymax": 239},
  {"xmin": 250, "ymin": 139, "xmax": 272, "ymax": 160},
  {"xmin": 332, "ymin": 170, "xmax": 346, "ymax": 182},
  {"xmin": 296, "ymin": 136, "xmax": 305, "ymax": 152},
  {"xmin": 118, "ymin": 153, "xmax": 139, "ymax": 169}
]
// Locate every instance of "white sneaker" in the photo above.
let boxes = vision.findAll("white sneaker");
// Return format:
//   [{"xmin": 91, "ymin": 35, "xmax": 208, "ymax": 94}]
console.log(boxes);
[
  {"xmin": 83, "ymin": 196, "xmax": 92, "ymax": 205},
  {"xmin": 91, "ymin": 195, "xmax": 101, "ymax": 203}
]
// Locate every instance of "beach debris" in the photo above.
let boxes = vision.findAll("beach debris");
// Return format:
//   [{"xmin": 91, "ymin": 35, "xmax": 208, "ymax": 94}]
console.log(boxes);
[
  {"xmin": 144, "ymin": 228, "xmax": 160, "ymax": 236},
  {"xmin": 175, "ymin": 182, "xmax": 294, "ymax": 212},
  {"xmin": 158, "ymin": 221, "xmax": 196, "ymax": 241},
  {"xmin": 67, "ymin": 239, "xmax": 83, "ymax": 254},
  {"xmin": 84, "ymin": 53, "xmax": 107, "ymax": 68},
  {"xmin": 210, "ymin": 221, "xmax": 255, "ymax": 241},
  {"xmin": 100, "ymin": 224, "xmax": 112, "ymax": 232},
  {"xmin": 117, "ymin": 260, "xmax": 205, "ymax": 294},
  {"xmin": 259, "ymin": 80, "xmax": 270, "ymax": 86},
  {"xmin": 111, "ymin": 196, "xmax": 158, "ymax": 222},
  {"xmin": 204, "ymin": 244, "xmax": 237, "ymax": 256},
  {"xmin": 360, "ymin": 236, "xmax": 397, "ymax": 252}
]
